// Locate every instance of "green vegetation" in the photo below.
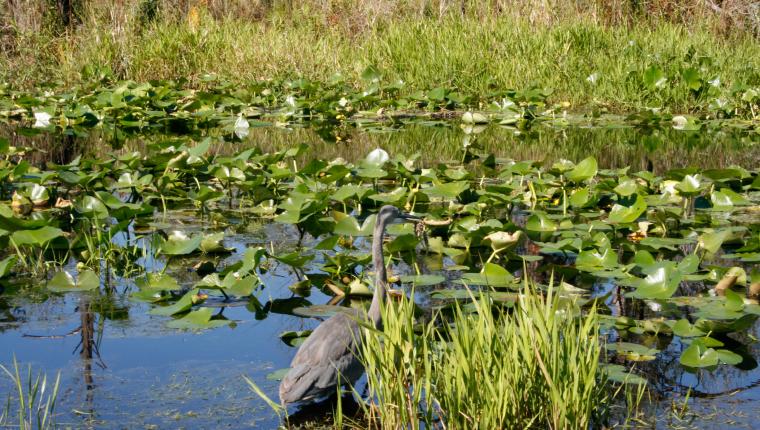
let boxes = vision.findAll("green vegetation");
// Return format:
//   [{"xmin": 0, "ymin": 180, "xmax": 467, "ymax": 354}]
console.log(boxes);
[
  {"xmin": 2, "ymin": 1, "xmax": 759, "ymax": 428},
  {"xmin": 2, "ymin": 1, "xmax": 760, "ymax": 117},
  {"xmin": 0, "ymin": 358, "xmax": 61, "ymax": 430},
  {"xmin": 358, "ymin": 288, "xmax": 615, "ymax": 429},
  {"xmin": 2, "ymin": 128, "xmax": 758, "ymax": 388}
]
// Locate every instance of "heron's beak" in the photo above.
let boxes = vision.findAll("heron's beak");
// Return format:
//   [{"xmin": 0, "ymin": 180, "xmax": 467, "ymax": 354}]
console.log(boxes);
[{"xmin": 399, "ymin": 213, "xmax": 422, "ymax": 222}]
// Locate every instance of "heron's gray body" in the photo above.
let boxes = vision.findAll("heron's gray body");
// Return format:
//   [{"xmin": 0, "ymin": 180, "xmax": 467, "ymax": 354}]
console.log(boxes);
[
  {"xmin": 278, "ymin": 311, "xmax": 364, "ymax": 404},
  {"xmin": 279, "ymin": 205, "xmax": 414, "ymax": 405}
]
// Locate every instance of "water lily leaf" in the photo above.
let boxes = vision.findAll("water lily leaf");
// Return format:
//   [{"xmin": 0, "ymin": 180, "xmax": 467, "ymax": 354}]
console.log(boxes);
[
  {"xmin": 639, "ymin": 236, "xmax": 693, "ymax": 251},
  {"xmin": 314, "ymin": 235, "xmax": 340, "ymax": 250},
  {"xmin": 424, "ymin": 181, "xmax": 470, "ymax": 199},
  {"xmin": 672, "ymin": 319, "xmax": 705, "ymax": 338},
  {"xmin": 698, "ymin": 230, "xmax": 731, "ymax": 255},
  {"xmin": 680, "ymin": 340, "xmax": 719, "ymax": 368},
  {"xmin": 526, "ymin": 212, "xmax": 557, "ymax": 232},
  {"xmin": 711, "ymin": 189, "xmax": 748, "ymax": 209},
  {"xmin": 628, "ymin": 265, "xmax": 682, "ymax": 299},
  {"xmin": 333, "ymin": 213, "xmax": 376, "ymax": 236},
  {"xmin": 455, "ymin": 263, "xmax": 515, "ymax": 287},
  {"xmin": 614, "ymin": 178, "xmax": 639, "ymax": 196},
  {"xmin": 601, "ymin": 364, "xmax": 647, "ymax": 385},
  {"xmin": 565, "ymin": 157, "xmax": 597, "ymax": 182},
  {"xmin": 75, "ymin": 195, "xmax": 109, "ymax": 219},
  {"xmin": 135, "ymin": 273, "xmax": 180, "ymax": 291},
  {"xmin": 150, "ymin": 289, "xmax": 205, "ymax": 316},
  {"xmin": 166, "ymin": 307, "xmax": 230, "ymax": 330},
  {"xmin": 569, "ymin": 188, "xmax": 590, "ymax": 207},
  {"xmin": 47, "ymin": 270, "xmax": 99, "ymax": 292},
  {"xmin": 11, "ymin": 226, "xmax": 64, "ymax": 247},
  {"xmin": 607, "ymin": 195, "xmax": 647, "ymax": 224},
  {"xmin": 200, "ymin": 232, "xmax": 232, "ymax": 254},
  {"xmin": 222, "ymin": 274, "xmax": 258, "ymax": 297},
  {"xmin": 643, "ymin": 65, "xmax": 667, "ymax": 90},
  {"xmin": 214, "ymin": 165, "xmax": 245, "ymax": 182},
  {"xmin": 483, "ymin": 231, "xmax": 523, "ymax": 253},
  {"xmin": 160, "ymin": 231, "xmax": 202, "ymax": 256},
  {"xmin": 399, "ymin": 274, "xmax": 445, "ymax": 286},
  {"xmin": 715, "ymin": 349, "xmax": 743, "ymax": 366},
  {"xmin": 576, "ymin": 248, "xmax": 618, "ymax": 271},
  {"xmin": 279, "ymin": 330, "xmax": 312, "ymax": 347},
  {"xmin": 0, "ymin": 255, "xmax": 17, "ymax": 278},
  {"xmin": 369, "ymin": 187, "xmax": 406, "ymax": 204},
  {"xmin": 461, "ymin": 111, "xmax": 488, "ymax": 124},
  {"xmin": 387, "ymin": 234, "xmax": 420, "ymax": 253},
  {"xmin": 607, "ymin": 342, "xmax": 659, "ymax": 361},
  {"xmin": 273, "ymin": 251, "xmax": 314, "ymax": 268},
  {"xmin": 676, "ymin": 174, "xmax": 702, "ymax": 194},
  {"xmin": 693, "ymin": 289, "xmax": 745, "ymax": 320},
  {"xmin": 28, "ymin": 184, "xmax": 49, "ymax": 206},
  {"xmin": 677, "ymin": 254, "xmax": 700, "ymax": 274}
]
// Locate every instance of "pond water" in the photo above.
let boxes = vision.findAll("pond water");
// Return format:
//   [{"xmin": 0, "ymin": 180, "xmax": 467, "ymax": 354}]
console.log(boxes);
[{"xmin": 1, "ymin": 118, "xmax": 759, "ymax": 429}]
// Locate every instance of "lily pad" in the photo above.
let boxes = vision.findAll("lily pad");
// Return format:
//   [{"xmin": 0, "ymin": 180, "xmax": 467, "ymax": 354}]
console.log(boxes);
[
  {"xmin": 166, "ymin": 307, "xmax": 231, "ymax": 330},
  {"xmin": 47, "ymin": 270, "xmax": 100, "ymax": 292}
]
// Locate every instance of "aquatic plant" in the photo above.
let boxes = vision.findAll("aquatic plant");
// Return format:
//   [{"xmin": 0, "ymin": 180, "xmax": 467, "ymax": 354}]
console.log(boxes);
[
  {"xmin": 0, "ymin": 358, "xmax": 60, "ymax": 430},
  {"xmin": 357, "ymin": 285, "xmax": 616, "ymax": 429}
]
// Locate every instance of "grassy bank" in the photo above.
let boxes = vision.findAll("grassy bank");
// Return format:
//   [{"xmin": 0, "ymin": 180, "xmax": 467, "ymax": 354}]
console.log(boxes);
[{"xmin": 1, "ymin": 1, "xmax": 760, "ymax": 116}]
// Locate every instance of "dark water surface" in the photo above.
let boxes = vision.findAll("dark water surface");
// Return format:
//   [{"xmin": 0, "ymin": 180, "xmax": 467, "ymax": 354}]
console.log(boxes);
[{"xmin": 1, "ymin": 119, "xmax": 759, "ymax": 429}]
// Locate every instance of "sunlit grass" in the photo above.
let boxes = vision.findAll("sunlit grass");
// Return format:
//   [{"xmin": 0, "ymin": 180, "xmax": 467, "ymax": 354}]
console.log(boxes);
[
  {"xmin": 1, "ymin": 3, "xmax": 759, "ymax": 115},
  {"xmin": 355, "ymin": 283, "xmax": 628, "ymax": 429}
]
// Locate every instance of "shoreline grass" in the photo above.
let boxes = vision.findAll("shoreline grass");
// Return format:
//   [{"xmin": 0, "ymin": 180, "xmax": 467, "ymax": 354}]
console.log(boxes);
[{"xmin": 2, "ymin": 2, "xmax": 760, "ymax": 116}]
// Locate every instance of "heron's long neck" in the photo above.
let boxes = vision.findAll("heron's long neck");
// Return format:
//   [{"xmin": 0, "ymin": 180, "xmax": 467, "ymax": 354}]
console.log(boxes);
[{"xmin": 368, "ymin": 218, "xmax": 388, "ymax": 329}]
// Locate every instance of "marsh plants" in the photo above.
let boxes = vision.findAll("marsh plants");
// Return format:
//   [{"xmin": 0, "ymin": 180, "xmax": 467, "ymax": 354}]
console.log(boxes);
[
  {"xmin": 0, "ymin": 358, "xmax": 60, "ymax": 430},
  {"xmin": 252, "ymin": 284, "xmax": 644, "ymax": 429},
  {"xmin": 355, "ymin": 286, "xmax": 625, "ymax": 430}
]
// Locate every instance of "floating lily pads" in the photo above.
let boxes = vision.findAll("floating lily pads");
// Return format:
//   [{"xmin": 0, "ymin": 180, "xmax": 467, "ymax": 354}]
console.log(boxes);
[{"xmin": 47, "ymin": 270, "xmax": 100, "ymax": 292}]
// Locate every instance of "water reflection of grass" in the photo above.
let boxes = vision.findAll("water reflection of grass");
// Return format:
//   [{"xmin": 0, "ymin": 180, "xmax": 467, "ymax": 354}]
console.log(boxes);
[{"xmin": 5, "ymin": 122, "xmax": 758, "ymax": 172}]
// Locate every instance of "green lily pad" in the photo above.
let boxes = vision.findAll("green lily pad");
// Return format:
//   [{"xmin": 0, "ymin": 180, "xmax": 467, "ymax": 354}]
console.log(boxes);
[
  {"xmin": 0, "ymin": 255, "xmax": 17, "ymax": 278},
  {"xmin": 607, "ymin": 194, "xmax": 647, "ymax": 224},
  {"xmin": 671, "ymin": 319, "xmax": 706, "ymax": 338},
  {"xmin": 627, "ymin": 265, "xmax": 682, "ymax": 299},
  {"xmin": 135, "ymin": 273, "xmax": 180, "ymax": 291},
  {"xmin": 279, "ymin": 330, "xmax": 312, "ymax": 347},
  {"xmin": 607, "ymin": 342, "xmax": 659, "ymax": 361},
  {"xmin": 47, "ymin": 270, "xmax": 99, "ymax": 292},
  {"xmin": 565, "ymin": 156, "xmax": 597, "ymax": 182},
  {"xmin": 11, "ymin": 226, "xmax": 64, "ymax": 247},
  {"xmin": 601, "ymin": 364, "xmax": 647, "ymax": 385},
  {"xmin": 166, "ymin": 307, "xmax": 231, "ymax": 330},
  {"xmin": 150, "ymin": 289, "xmax": 205, "ymax": 316},
  {"xmin": 160, "ymin": 231, "xmax": 202, "ymax": 256}
]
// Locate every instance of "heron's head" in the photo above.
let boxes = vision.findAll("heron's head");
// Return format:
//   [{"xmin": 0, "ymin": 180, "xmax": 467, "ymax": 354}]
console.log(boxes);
[{"xmin": 377, "ymin": 205, "xmax": 421, "ymax": 225}]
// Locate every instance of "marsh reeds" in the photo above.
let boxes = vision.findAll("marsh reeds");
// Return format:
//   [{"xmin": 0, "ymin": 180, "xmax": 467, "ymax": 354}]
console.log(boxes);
[
  {"xmin": 2, "ymin": 1, "xmax": 759, "ymax": 115},
  {"xmin": 0, "ymin": 358, "xmax": 61, "ymax": 430},
  {"xmin": 357, "ymin": 285, "xmax": 612, "ymax": 429}
]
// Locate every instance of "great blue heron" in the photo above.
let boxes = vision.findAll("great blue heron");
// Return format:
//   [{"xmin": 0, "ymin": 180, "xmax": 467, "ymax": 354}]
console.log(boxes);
[{"xmin": 279, "ymin": 205, "xmax": 419, "ymax": 405}]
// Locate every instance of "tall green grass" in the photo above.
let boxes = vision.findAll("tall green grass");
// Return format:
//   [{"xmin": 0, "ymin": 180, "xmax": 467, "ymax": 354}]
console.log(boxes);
[
  {"xmin": 357, "ymin": 286, "xmax": 616, "ymax": 429},
  {"xmin": 0, "ymin": 358, "xmax": 61, "ymax": 430},
  {"xmin": 2, "ymin": 2, "xmax": 759, "ymax": 114}
]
